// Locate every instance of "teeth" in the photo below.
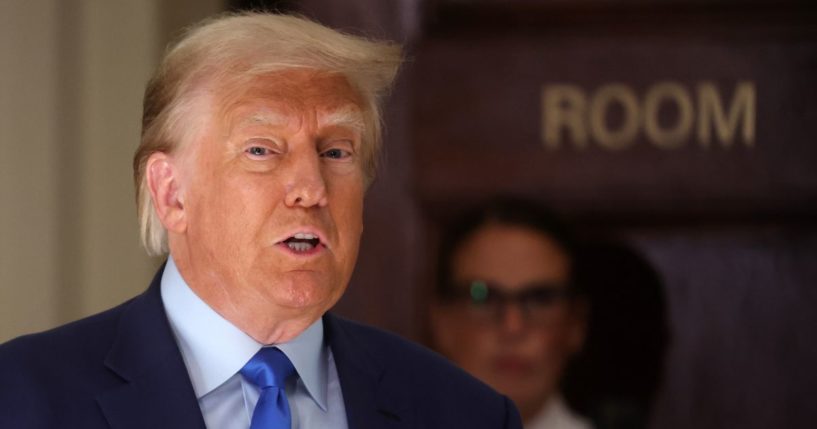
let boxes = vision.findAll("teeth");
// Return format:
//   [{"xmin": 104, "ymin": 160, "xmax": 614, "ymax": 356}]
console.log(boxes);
[
  {"xmin": 287, "ymin": 241, "xmax": 315, "ymax": 252},
  {"xmin": 293, "ymin": 232, "xmax": 318, "ymax": 240}
]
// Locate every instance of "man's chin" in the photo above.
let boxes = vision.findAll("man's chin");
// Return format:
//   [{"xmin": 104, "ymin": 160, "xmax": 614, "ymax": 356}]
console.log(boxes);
[{"xmin": 268, "ymin": 276, "xmax": 344, "ymax": 312}]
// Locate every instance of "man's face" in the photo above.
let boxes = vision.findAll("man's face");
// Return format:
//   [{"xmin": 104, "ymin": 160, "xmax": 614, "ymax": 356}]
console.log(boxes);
[
  {"xmin": 172, "ymin": 70, "xmax": 366, "ymax": 335},
  {"xmin": 430, "ymin": 223, "xmax": 584, "ymax": 418}
]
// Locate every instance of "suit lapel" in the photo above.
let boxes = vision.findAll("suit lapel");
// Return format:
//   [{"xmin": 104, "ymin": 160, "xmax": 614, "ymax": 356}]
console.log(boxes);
[
  {"xmin": 96, "ymin": 266, "xmax": 206, "ymax": 429},
  {"xmin": 94, "ymin": 270, "xmax": 408, "ymax": 429},
  {"xmin": 324, "ymin": 314, "xmax": 413, "ymax": 429}
]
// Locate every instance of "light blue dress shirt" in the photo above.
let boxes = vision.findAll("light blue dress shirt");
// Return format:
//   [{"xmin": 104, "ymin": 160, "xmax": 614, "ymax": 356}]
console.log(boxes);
[{"xmin": 160, "ymin": 257, "xmax": 348, "ymax": 429}]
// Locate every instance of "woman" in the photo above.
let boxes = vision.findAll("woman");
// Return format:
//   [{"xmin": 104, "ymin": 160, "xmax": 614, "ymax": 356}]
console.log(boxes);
[{"xmin": 429, "ymin": 199, "xmax": 592, "ymax": 429}]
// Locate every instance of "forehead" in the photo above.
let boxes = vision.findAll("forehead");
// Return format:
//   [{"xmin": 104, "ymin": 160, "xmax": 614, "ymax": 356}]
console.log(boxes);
[
  {"xmin": 452, "ymin": 223, "xmax": 570, "ymax": 288},
  {"xmin": 215, "ymin": 69, "xmax": 365, "ymax": 125}
]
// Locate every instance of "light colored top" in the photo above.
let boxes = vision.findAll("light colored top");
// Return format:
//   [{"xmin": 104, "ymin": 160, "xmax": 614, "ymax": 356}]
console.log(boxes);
[
  {"xmin": 526, "ymin": 395, "xmax": 593, "ymax": 429},
  {"xmin": 161, "ymin": 256, "xmax": 348, "ymax": 429}
]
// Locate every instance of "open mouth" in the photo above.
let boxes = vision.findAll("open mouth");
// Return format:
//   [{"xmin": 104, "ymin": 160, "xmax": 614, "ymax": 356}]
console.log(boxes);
[{"xmin": 280, "ymin": 232, "xmax": 322, "ymax": 254}]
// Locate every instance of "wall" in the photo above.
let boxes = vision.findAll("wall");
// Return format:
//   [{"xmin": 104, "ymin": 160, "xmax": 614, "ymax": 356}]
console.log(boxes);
[{"xmin": 0, "ymin": 0, "xmax": 221, "ymax": 342}]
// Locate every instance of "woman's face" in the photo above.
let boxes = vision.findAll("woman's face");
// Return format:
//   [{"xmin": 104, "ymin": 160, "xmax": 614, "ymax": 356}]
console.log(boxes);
[{"xmin": 430, "ymin": 223, "xmax": 585, "ymax": 418}]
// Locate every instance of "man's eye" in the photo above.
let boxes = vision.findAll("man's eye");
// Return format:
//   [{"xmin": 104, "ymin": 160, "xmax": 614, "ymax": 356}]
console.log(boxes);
[
  {"xmin": 246, "ymin": 146, "xmax": 269, "ymax": 157},
  {"xmin": 321, "ymin": 148, "xmax": 351, "ymax": 160}
]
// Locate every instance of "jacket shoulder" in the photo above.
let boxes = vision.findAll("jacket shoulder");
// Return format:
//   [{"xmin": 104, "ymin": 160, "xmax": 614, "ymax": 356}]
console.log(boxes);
[
  {"xmin": 0, "ymin": 297, "xmax": 132, "ymax": 367},
  {"xmin": 326, "ymin": 314, "xmax": 523, "ymax": 428},
  {"xmin": 327, "ymin": 315, "xmax": 482, "ymax": 384},
  {"xmin": 0, "ymin": 299, "xmax": 135, "ymax": 427}
]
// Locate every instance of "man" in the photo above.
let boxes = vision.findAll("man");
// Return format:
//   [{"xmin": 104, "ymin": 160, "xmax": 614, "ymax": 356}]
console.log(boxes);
[
  {"xmin": 0, "ymin": 13, "xmax": 522, "ymax": 429},
  {"xmin": 429, "ymin": 199, "xmax": 591, "ymax": 429}
]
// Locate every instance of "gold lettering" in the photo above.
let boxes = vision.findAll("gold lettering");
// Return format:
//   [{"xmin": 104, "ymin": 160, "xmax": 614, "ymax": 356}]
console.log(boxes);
[
  {"xmin": 589, "ymin": 84, "xmax": 639, "ymax": 150},
  {"xmin": 643, "ymin": 82, "xmax": 694, "ymax": 149},
  {"xmin": 697, "ymin": 81, "xmax": 756, "ymax": 148},
  {"xmin": 542, "ymin": 84, "xmax": 588, "ymax": 149}
]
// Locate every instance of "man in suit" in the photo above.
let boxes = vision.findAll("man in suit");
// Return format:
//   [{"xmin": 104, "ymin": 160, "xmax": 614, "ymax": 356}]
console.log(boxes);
[{"xmin": 0, "ymin": 13, "xmax": 522, "ymax": 429}]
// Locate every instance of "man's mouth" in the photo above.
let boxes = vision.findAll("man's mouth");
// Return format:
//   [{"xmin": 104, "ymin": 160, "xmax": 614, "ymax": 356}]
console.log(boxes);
[{"xmin": 280, "ymin": 232, "xmax": 322, "ymax": 254}]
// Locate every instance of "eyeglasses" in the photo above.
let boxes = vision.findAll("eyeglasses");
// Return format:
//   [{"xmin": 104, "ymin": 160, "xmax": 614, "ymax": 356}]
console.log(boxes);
[{"xmin": 441, "ymin": 280, "xmax": 575, "ymax": 325}]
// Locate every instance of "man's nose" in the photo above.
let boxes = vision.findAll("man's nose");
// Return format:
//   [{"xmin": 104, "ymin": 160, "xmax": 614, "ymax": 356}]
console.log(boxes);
[{"xmin": 284, "ymin": 151, "xmax": 328, "ymax": 208}]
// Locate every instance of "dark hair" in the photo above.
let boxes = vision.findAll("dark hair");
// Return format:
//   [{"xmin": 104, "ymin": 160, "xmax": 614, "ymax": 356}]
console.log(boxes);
[
  {"xmin": 561, "ymin": 239, "xmax": 670, "ymax": 427},
  {"xmin": 434, "ymin": 197, "xmax": 578, "ymax": 298}
]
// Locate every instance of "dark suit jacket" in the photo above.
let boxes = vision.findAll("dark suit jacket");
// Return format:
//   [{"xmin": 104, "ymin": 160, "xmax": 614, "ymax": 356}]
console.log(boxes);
[{"xmin": 0, "ymin": 267, "xmax": 522, "ymax": 428}]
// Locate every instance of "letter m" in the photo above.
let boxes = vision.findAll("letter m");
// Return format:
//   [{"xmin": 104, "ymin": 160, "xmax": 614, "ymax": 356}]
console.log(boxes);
[{"xmin": 697, "ymin": 81, "xmax": 756, "ymax": 148}]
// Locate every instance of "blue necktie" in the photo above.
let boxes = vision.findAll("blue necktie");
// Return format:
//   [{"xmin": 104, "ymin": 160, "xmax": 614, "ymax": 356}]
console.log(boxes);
[{"xmin": 241, "ymin": 347, "xmax": 296, "ymax": 429}]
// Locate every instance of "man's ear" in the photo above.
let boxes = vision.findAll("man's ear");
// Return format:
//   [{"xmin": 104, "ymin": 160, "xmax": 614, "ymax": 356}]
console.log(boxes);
[{"xmin": 145, "ymin": 152, "xmax": 187, "ymax": 234}]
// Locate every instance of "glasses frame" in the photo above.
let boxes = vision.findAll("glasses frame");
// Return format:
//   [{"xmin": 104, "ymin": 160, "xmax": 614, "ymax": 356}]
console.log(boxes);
[{"xmin": 440, "ymin": 279, "xmax": 577, "ymax": 325}]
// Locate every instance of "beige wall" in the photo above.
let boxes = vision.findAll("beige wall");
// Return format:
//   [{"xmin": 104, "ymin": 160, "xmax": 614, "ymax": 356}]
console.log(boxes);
[
  {"xmin": 0, "ymin": 0, "xmax": 222, "ymax": 342},
  {"xmin": 0, "ymin": 1, "xmax": 61, "ymax": 341}
]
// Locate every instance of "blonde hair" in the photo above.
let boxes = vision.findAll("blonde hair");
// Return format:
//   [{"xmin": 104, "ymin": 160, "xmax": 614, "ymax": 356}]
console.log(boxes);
[{"xmin": 133, "ymin": 13, "xmax": 402, "ymax": 256}]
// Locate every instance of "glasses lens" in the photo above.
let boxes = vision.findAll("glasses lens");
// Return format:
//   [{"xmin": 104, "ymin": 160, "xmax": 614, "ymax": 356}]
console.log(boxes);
[
  {"xmin": 468, "ymin": 280, "xmax": 489, "ymax": 304},
  {"xmin": 446, "ymin": 280, "xmax": 497, "ymax": 321},
  {"xmin": 520, "ymin": 284, "xmax": 570, "ymax": 322}
]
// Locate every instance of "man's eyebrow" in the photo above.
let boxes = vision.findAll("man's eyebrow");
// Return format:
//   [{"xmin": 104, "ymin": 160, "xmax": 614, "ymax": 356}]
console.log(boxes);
[{"xmin": 319, "ymin": 106, "xmax": 365, "ymax": 133}]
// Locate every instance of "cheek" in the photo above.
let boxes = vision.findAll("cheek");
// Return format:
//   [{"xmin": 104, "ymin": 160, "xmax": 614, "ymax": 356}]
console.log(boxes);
[
  {"xmin": 227, "ymin": 175, "xmax": 277, "ymax": 217},
  {"xmin": 528, "ymin": 322, "xmax": 580, "ymax": 363},
  {"xmin": 330, "ymin": 176, "xmax": 365, "ymax": 239},
  {"xmin": 189, "ymin": 171, "xmax": 278, "ymax": 246},
  {"xmin": 433, "ymin": 314, "xmax": 495, "ymax": 362}
]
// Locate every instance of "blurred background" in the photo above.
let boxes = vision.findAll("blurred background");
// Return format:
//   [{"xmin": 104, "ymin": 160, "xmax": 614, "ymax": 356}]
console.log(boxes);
[{"xmin": 1, "ymin": 0, "xmax": 816, "ymax": 427}]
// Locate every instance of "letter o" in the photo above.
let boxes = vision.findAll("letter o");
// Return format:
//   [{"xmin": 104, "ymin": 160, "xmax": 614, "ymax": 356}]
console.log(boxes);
[
  {"xmin": 643, "ymin": 82, "xmax": 694, "ymax": 149},
  {"xmin": 589, "ymin": 84, "xmax": 640, "ymax": 150}
]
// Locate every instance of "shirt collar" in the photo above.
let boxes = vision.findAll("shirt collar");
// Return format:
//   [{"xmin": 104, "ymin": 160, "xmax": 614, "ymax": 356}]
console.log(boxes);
[
  {"xmin": 527, "ymin": 395, "xmax": 590, "ymax": 429},
  {"xmin": 277, "ymin": 316, "xmax": 329, "ymax": 411},
  {"xmin": 160, "ymin": 256, "xmax": 329, "ymax": 411}
]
